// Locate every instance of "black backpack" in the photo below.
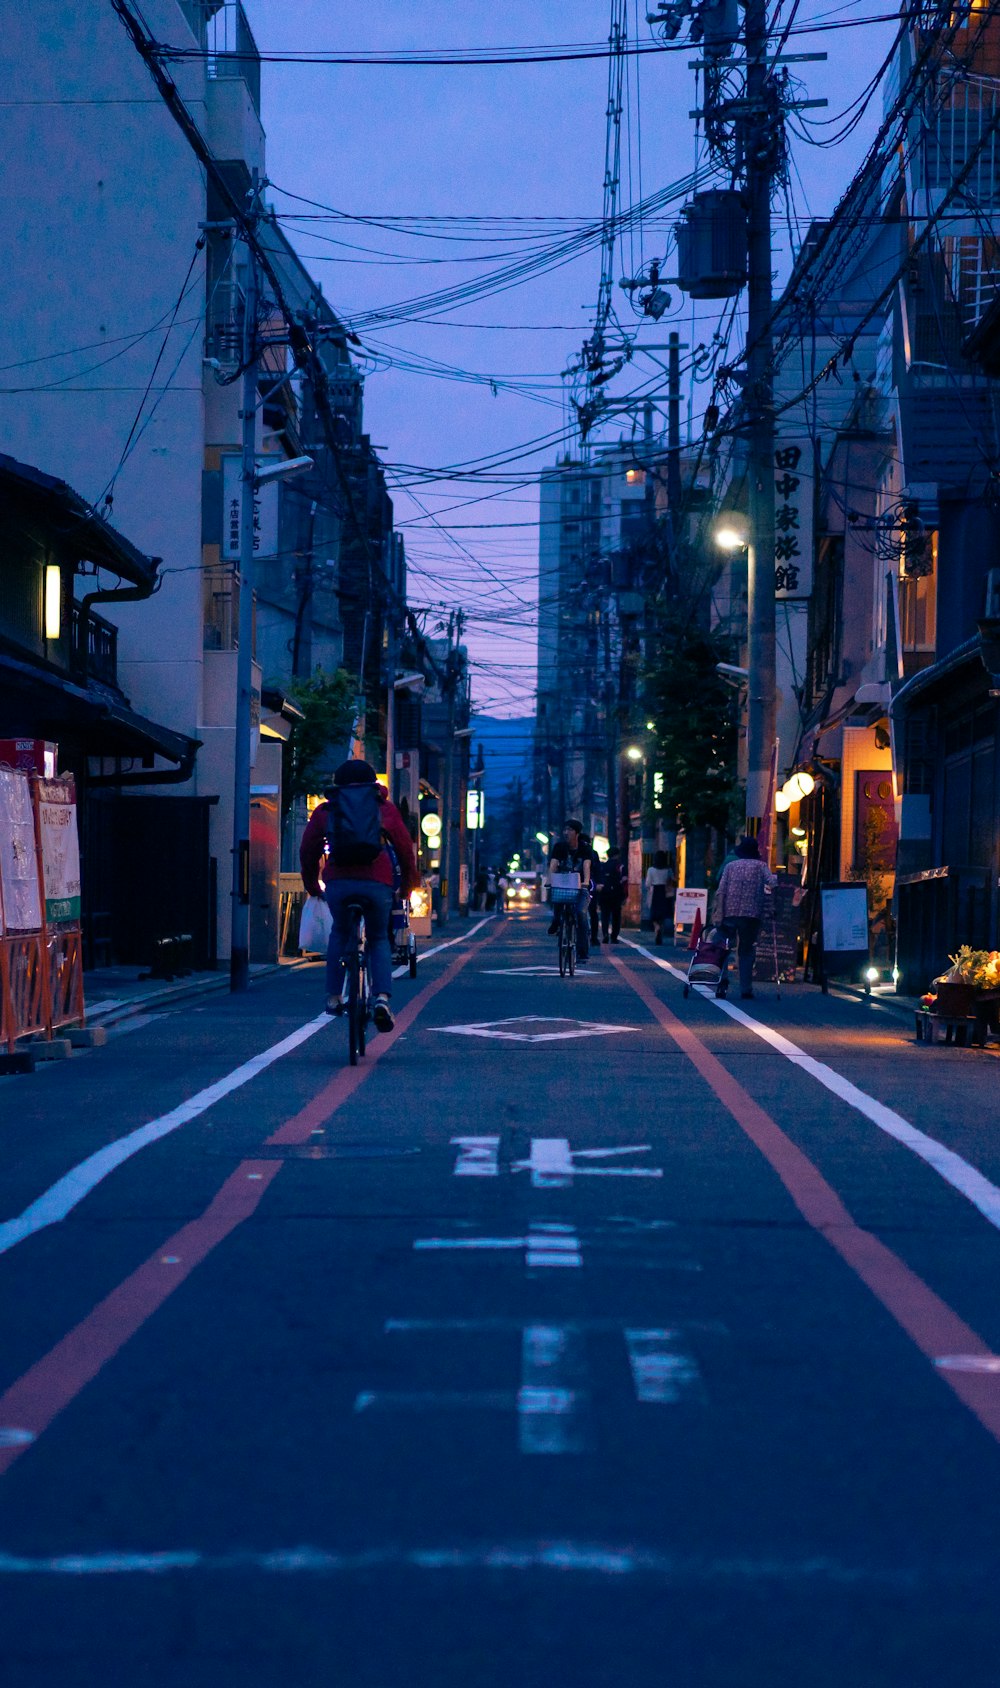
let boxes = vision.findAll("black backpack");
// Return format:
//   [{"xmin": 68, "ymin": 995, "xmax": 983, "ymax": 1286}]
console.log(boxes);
[{"xmin": 325, "ymin": 784, "xmax": 384, "ymax": 869}]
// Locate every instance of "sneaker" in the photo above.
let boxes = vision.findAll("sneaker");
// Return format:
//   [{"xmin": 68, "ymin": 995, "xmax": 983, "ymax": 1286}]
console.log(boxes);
[
  {"xmin": 547, "ymin": 920, "xmax": 559, "ymax": 936},
  {"xmin": 325, "ymin": 994, "xmax": 346, "ymax": 1016},
  {"xmin": 372, "ymin": 996, "xmax": 395, "ymax": 1033}
]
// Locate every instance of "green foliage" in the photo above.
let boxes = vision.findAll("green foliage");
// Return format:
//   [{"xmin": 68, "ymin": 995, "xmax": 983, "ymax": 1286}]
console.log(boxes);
[
  {"xmin": 643, "ymin": 623, "xmax": 739, "ymax": 831},
  {"xmin": 279, "ymin": 667, "xmax": 356, "ymax": 815}
]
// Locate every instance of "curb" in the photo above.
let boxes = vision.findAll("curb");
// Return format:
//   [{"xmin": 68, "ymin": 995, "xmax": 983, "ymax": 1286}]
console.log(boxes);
[{"xmin": 86, "ymin": 958, "xmax": 312, "ymax": 1029}]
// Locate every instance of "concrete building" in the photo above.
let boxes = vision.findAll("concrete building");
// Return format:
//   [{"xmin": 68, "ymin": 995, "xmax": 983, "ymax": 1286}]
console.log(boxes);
[{"xmin": 0, "ymin": 1, "xmax": 388, "ymax": 966}]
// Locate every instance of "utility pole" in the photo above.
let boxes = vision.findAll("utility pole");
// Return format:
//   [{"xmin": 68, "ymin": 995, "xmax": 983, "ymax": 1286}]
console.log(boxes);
[
  {"xmin": 230, "ymin": 191, "xmax": 259, "ymax": 993},
  {"xmin": 743, "ymin": 0, "xmax": 777, "ymax": 833},
  {"xmin": 439, "ymin": 611, "xmax": 457, "ymax": 927},
  {"xmin": 667, "ymin": 330, "xmax": 682, "ymax": 513}
]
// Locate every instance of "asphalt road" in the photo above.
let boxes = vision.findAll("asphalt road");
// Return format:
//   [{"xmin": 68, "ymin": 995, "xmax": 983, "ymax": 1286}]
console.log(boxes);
[{"xmin": 2, "ymin": 907, "xmax": 1000, "ymax": 1685}]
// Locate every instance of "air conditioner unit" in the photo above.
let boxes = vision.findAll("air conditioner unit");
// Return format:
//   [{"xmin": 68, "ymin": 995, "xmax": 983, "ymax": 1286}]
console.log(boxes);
[{"xmin": 985, "ymin": 567, "xmax": 1000, "ymax": 620}]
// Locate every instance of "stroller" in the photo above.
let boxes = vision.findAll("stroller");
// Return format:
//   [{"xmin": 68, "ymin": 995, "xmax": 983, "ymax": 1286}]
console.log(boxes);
[{"xmin": 682, "ymin": 925, "xmax": 732, "ymax": 998}]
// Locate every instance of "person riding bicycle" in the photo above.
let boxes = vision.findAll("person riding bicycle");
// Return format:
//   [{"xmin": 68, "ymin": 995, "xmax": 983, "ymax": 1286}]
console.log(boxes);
[
  {"xmin": 300, "ymin": 758, "xmax": 418, "ymax": 1033},
  {"xmin": 546, "ymin": 818, "xmax": 593, "ymax": 962}
]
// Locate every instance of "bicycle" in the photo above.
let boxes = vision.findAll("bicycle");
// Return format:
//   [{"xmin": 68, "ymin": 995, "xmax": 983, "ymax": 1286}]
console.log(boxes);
[
  {"xmin": 549, "ymin": 872, "xmax": 581, "ymax": 978},
  {"xmin": 344, "ymin": 902, "xmax": 371, "ymax": 1065},
  {"xmin": 555, "ymin": 900, "xmax": 577, "ymax": 977}
]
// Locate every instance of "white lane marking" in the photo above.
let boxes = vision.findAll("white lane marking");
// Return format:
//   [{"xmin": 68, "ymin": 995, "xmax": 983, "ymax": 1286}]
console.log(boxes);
[
  {"xmin": 432, "ymin": 1016, "xmax": 639, "ymax": 1043},
  {"xmin": 622, "ymin": 938, "xmax": 1000, "ymax": 1237},
  {"xmin": 413, "ymin": 1225, "xmax": 582, "ymax": 1270},
  {"xmin": 518, "ymin": 1325, "xmax": 590, "ymax": 1454},
  {"xmin": 413, "ymin": 1237, "xmax": 523, "ymax": 1252},
  {"xmin": 0, "ymin": 1428, "xmax": 35, "ymax": 1448},
  {"xmin": 526, "ymin": 1222, "xmax": 582, "ymax": 1269},
  {"xmin": 0, "ymin": 1015, "xmax": 329, "ymax": 1256},
  {"xmin": 480, "ymin": 966, "xmax": 598, "ymax": 977},
  {"xmin": 0, "ymin": 1545, "xmax": 919, "ymax": 1583},
  {"xmin": 451, "ymin": 1135, "xmax": 500, "ymax": 1177},
  {"xmin": 390, "ymin": 915, "xmax": 494, "ymax": 979},
  {"xmin": 0, "ymin": 919, "xmax": 495, "ymax": 1260},
  {"xmin": 935, "ymin": 1354, "xmax": 1000, "ymax": 1373},
  {"xmin": 625, "ymin": 1329, "xmax": 705, "ymax": 1404},
  {"xmin": 515, "ymin": 1139, "xmax": 663, "ymax": 1186},
  {"xmin": 354, "ymin": 1391, "xmax": 513, "ymax": 1413}
]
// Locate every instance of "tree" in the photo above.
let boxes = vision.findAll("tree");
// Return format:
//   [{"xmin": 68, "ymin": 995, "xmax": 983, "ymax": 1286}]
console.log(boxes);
[
  {"xmin": 279, "ymin": 666, "xmax": 356, "ymax": 817},
  {"xmin": 642, "ymin": 622, "xmax": 739, "ymax": 832}
]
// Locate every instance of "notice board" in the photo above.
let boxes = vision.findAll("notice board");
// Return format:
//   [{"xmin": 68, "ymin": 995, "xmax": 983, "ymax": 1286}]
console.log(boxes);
[
  {"xmin": 0, "ymin": 767, "xmax": 42, "ymax": 932},
  {"xmin": 753, "ymin": 878, "xmax": 803, "ymax": 983}
]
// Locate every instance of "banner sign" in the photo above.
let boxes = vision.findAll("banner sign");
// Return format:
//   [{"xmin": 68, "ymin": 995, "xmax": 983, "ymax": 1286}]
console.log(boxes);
[
  {"xmin": 37, "ymin": 777, "xmax": 81, "ymax": 924},
  {"xmin": 0, "ymin": 768, "xmax": 42, "ymax": 933},
  {"xmin": 772, "ymin": 438, "xmax": 814, "ymax": 600},
  {"xmin": 222, "ymin": 455, "xmax": 279, "ymax": 561},
  {"xmin": 674, "ymin": 887, "xmax": 708, "ymax": 930}
]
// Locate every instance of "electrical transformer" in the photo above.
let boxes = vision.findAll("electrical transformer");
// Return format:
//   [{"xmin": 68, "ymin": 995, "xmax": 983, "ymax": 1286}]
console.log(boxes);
[{"xmin": 675, "ymin": 190, "xmax": 748, "ymax": 299}]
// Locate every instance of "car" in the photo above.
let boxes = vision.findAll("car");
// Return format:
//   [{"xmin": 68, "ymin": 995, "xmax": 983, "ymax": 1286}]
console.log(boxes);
[{"xmin": 505, "ymin": 870, "xmax": 539, "ymax": 905}]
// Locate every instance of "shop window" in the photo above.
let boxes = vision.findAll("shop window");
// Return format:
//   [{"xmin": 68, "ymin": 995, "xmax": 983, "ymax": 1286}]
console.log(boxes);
[{"xmin": 899, "ymin": 531, "xmax": 937, "ymax": 653}]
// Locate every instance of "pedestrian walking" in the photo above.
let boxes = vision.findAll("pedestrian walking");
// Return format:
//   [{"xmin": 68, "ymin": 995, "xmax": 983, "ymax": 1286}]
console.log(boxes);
[
  {"xmin": 586, "ymin": 838, "xmax": 604, "ymax": 948},
  {"xmin": 599, "ymin": 846, "xmax": 627, "ymax": 943},
  {"xmin": 645, "ymin": 850, "xmax": 677, "ymax": 945},
  {"xmin": 485, "ymin": 866, "xmax": 498, "ymax": 911},
  {"xmin": 300, "ymin": 759, "xmax": 418, "ymax": 1033},
  {"xmin": 497, "ymin": 871, "xmax": 509, "ymax": 912},
  {"xmin": 473, "ymin": 867, "xmax": 488, "ymax": 911},
  {"xmin": 711, "ymin": 835, "xmax": 776, "ymax": 1000}
]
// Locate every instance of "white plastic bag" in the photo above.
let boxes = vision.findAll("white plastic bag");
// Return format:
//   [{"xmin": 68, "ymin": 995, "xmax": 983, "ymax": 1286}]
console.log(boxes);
[{"xmin": 298, "ymin": 893, "xmax": 333, "ymax": 954}]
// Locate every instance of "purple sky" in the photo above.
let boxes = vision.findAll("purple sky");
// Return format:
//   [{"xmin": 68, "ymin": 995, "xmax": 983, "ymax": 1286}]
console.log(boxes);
[{"xmin": 243, "ymin": 1, "xmax": 898, "ymax": 720}]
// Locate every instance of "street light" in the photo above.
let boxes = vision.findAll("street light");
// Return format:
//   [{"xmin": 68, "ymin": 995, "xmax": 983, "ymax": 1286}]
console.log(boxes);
[
  {"xmin": 626, "ymin": 745, "xmax": 643, "ymax": 761},
  {"xmin": 713, "ymin": 516, "xmax": 748, "ymax": 552}
]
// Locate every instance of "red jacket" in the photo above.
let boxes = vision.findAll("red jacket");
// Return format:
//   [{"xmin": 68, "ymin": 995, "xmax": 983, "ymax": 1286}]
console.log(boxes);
[{"xmin": 300, "ymin": 787, "xmax": 419, "ymax": 897}]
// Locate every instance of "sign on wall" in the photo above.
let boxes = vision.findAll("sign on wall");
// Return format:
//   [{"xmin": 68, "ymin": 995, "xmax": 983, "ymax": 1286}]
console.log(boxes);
[
  {"xmin": 222, "ymin": 456, "xmax": 279, "ymax": 561},
  {"xmin": 0, "ymin": 768, "xmax": 42, "ymax": 933},
  {"xmin": 772, "ymin": 438, "xmax": 814, "ymax": 600},
  {"xmin": 37, "ymin": 777, "xmax": 81, "ymax": 924}
]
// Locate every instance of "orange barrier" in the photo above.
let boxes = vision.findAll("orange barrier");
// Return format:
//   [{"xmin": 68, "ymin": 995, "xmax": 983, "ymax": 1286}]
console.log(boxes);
[{"xmin": 0, "ymin": 770, "xmax": 85, "ymax": 1052}]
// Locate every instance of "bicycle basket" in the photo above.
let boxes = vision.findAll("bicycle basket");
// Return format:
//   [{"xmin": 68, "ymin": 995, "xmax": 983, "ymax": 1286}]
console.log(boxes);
[{"xmin": 550, "ymin": 870, "xmax": 581, "ymax": 905}]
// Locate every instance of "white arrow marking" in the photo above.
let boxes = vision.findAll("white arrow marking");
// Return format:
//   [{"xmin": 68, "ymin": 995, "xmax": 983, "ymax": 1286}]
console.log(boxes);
[
  {"xmin": 513, "ymin": 1140, "xmax": 663, "ymax": 1184},
  {"xmin": 450, "ymin": 1136, "xmax": 500, "ymax": 1177}
]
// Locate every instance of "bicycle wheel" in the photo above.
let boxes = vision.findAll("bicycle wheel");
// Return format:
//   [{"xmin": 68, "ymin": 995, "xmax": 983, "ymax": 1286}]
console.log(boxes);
[
  {"xmin": 408, "ymin": 934, "xmax": 418, "ymax": 979},
  {"xmin": 568, "ymin": 923, "xmax": 576, "ymax": 977},
  {"xmin": 558, "ymin": 911, "xmax": 569, "ymax": 976},
  {"xmin": 347, "ymin": 950, "xmax": 361, "ymax": 1066},
  {"xmin": 358, "ymin": 960, "xmax": 369, "ymax": 1058}
]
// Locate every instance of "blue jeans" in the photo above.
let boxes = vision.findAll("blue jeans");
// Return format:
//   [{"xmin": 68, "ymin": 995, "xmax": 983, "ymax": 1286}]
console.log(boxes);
[{"xmin": 325, "ymin": 880, "xmax": 394, "ymax": 999}]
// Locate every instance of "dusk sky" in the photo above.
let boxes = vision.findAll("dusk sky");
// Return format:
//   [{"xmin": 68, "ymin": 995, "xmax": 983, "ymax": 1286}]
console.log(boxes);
[{"xmin": 242, "ymin": 1, "xmax": 898, "ymax": 721}]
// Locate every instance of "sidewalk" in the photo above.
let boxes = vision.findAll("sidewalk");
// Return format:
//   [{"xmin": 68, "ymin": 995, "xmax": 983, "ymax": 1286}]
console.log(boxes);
[{"xmin": 83, "ymin": 957, "xmax": 312, "ymax": 1028}]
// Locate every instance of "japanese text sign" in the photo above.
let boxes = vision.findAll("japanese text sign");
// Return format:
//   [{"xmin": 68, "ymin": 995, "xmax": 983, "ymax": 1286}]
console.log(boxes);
[{"xmin": 772, "ymin": 439, "xmax": 813, "ymax": 600}]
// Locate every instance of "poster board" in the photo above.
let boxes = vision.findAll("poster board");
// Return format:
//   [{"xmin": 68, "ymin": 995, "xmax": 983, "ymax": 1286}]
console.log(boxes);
[
  {"xmin": 675, "ymin": 887, "xmax": 708, "ymax": 931},
  {"xmin": 820, "ymin": 884, "xmax": 869, "ymax": 953},
  {"xmin": 0, "ymin": 768, "xmax": 42, "ymax": 933},
  {"xmin": 37, "ymin": 777, "xmax": 81, "ymax": 924},
  {"xmin": 754, "ymin": 878, "xmax": 803, "ymax": 983}
]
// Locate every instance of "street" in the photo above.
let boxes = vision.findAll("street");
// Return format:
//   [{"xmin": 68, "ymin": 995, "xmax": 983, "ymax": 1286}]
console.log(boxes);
[{"xmin": 2, "ymin": 904, "xmax": 1000, "ymax": 1685}]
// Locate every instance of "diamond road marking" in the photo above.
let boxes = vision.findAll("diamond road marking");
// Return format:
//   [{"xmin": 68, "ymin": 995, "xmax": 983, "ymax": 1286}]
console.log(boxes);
[
  {"xmin": 433, "ymin": 1016, "xmax": 639, "ymax": 1043},
  {"xmin": 480, "ymin": 966, "xmax": 598, "ymax": 977}
]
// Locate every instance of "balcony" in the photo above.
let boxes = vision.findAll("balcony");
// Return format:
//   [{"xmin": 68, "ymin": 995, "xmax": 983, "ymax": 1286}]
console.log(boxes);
[
  {"xmin": 205, "ymin": 1, "xmax": 262, "ymax": 117},
  {"xmin": 69, "ymin": 602, "xmax": 118, "ymax": 689}
]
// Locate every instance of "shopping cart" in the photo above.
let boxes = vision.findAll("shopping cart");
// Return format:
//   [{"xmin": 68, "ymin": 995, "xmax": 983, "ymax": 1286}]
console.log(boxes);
[{"xmin": 682, "ymin": 926, "xmax": 732, "ymax": 998}]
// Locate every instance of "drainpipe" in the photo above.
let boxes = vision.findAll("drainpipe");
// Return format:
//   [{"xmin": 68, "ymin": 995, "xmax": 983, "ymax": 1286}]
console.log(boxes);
[{"xmin": 77, "ymin": 559, "xmax": 161, "ymax": 682}]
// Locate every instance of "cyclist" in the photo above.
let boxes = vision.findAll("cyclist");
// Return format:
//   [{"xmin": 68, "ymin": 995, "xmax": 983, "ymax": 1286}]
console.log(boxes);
[
  {"xmin": 300, "ymin": 759, "xmax": 418, "ymax": 1033},
  {"xmin": 546, "ymin": 818, "xmax": 593, "ymax": 962}
]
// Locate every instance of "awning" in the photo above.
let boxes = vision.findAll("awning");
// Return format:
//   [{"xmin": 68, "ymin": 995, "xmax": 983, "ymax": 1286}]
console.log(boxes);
[{"xmin": 0, "ymin": 648, "xmax": 197, "ymax": 767}]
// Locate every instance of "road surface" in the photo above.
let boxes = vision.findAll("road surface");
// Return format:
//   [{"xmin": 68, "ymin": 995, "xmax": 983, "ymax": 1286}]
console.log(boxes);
[{"xmin": 2, "ymin": 906, "xmax": 1000, "ymax": 1684}]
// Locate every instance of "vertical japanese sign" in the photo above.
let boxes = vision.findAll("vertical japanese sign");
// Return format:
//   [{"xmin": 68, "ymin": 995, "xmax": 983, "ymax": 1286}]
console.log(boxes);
[
  {"xmin": 0, "ymin": 769, "xmax": 42, "ymax": 932},
  {"xmin": 37, "ymin": 777, "xmax": 81, "ymax": 924},
  {"xmin": 772, "ymin": 439, "xmax": 814, "ymax": 599},
  {"xmin": 221, "ymin": 456, "xmax": 279, "ymax": 561}
]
